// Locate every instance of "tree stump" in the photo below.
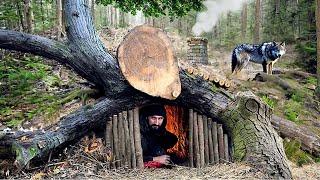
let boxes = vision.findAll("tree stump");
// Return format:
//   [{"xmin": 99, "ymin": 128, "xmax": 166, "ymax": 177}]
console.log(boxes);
[{"xmin": 220, "ymin": 91, "xmax": 291, "ymax": 178}]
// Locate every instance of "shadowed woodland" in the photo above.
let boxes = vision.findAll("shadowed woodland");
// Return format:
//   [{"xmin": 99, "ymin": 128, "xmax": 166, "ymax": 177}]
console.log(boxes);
[{"xmin": 0, "ymin": 0, "xmax": 320, "ymax": 179}]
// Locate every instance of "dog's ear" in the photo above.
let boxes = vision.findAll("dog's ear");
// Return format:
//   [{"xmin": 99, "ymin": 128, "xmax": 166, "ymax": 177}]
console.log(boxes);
[{"xmin": 280, "ymin": 42, "xmax": 285, "ymax": 46}]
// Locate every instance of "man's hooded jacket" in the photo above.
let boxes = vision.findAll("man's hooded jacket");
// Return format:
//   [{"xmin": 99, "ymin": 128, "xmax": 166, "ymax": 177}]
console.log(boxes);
[{"xmin": 140, "ymin": 105, "xmax": 178, "ymax": 162}]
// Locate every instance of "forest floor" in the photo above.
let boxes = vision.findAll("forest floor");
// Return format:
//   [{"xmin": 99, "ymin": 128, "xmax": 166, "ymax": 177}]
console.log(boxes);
[{"xmin": 1, "ymin": 26, "xmax": 320, "ymax": 179}]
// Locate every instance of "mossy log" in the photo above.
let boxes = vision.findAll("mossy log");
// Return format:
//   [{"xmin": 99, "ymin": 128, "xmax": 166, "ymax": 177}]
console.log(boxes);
[
  {"xmin": 271, "ymin": 115, "xmax": 320, "ymax": 157},
  {"xmin": 220, "ymin": 91, "xmax": 291, "ymax": 178},
  {"xmin": 253, "ymin": 72, "xmax": 293, "ymax": 92}
]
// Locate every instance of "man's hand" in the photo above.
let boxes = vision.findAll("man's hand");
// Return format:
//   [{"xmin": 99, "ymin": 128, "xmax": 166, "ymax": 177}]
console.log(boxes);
[{"xmin": 153, "ymin": 155, "xmax": 171, "ymax": 165}]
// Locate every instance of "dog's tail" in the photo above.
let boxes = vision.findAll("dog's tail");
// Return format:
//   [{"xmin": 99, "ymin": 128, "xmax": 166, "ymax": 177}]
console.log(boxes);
[
  {"xmin": 231, "ymin": 50, "xmax": 238, "ymax": 74},
  {"xmin": 231, "ymin": 49, "xmax": 249, "ymax": 75}
]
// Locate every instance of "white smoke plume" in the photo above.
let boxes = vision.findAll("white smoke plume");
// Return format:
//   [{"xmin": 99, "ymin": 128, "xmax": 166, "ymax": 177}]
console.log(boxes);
[
  {"xmin": 192, "ymin": 0, "xmax": 248, "ymax": 36},
  {"xmin": 128, "ymin": 11, "xmax": 145, "ymax": 26}
]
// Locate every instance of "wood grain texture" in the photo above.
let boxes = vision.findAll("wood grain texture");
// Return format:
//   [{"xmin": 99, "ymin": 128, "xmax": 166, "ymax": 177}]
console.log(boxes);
[{"xmin": 117, "ymin": 25, "xmax": 181, "ymax": 100}]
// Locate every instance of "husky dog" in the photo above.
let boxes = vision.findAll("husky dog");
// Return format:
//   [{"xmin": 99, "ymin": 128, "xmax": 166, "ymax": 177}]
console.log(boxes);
[{"xmin": 231, "ymin": 42, "xmax": 286, "ymax": 75}]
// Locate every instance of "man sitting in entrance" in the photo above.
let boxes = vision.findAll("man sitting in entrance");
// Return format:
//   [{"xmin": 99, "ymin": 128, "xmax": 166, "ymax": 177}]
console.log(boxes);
[{"xmin": 140, "ymin": 105, "xmax": 178, "ymax": 168}]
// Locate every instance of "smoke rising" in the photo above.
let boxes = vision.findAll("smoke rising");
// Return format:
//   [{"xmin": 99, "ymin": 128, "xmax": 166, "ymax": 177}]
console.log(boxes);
[
  {"xmin": 128, "ymin": 11, "xmax": 145, "ymax": 26},
  {"xmin": 192, "ymin": 0, "xmax": 248, "ymax": 36}
]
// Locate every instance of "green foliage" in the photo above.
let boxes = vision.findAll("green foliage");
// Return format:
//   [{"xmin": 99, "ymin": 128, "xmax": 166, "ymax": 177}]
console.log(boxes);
[
  {"xmin": 284, "ymin": 103, "xmax": 300, "ymax": 122},
  {"xmin": 261, "ymin": 95, "xmax": 276, "ymax": 109},
  {"xmin": 0, "ymin": 0, "xmax": 56, "ymax": 32},
  {"xmin": 291, "ymin": 90, "xmax": 304, "ymax": 103},
  {"xmin": 96, "ymin": 0, "xmax": 204, "ymax": 18},
  {"xmin": 0, "ymin": 0, "xmax": 22, "ymax": 29},
  {"xmin": 0, "ymin": 53, "xmax": 87, "ymax": 128},
  {"xmin": 284, "ymin": 139, "xmax": 313, "ymax": 166},
  {"xmin": 295, "ymin": 42, "xmax": 317, "ymax": 73},
  {"xmin": 284, "ymin": 91, "xmax": 304, "ymax": 123}
]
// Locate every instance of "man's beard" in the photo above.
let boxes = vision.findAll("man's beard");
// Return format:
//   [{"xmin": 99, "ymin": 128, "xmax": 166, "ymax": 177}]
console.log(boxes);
[
  {"xmin": 151, "ymin": 125, "xmax": 160, "ymax": 129},
  {"xmin": 150, "ymin": 125, "xmax": 161, "ymax": 133}
]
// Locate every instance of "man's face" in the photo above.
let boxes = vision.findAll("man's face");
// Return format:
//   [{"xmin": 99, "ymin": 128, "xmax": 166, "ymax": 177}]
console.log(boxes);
[{"xmin": 148, "ymin": 115, "xmax": 164, "ymax": 130}]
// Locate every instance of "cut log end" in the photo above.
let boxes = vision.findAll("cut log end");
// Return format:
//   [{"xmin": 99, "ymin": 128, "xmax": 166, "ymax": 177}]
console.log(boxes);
[{"xmin": 117, "ymin": 25, "xmax": 181, "ymax": 100}]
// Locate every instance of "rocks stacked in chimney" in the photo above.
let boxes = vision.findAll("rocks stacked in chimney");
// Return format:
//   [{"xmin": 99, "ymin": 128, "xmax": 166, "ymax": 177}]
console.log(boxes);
[{"xmin": 187, "ymin": 37, "xmax": 208, "ymax": 65}]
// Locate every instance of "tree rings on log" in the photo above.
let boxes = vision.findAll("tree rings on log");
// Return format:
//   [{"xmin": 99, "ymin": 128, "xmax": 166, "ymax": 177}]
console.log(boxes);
[{"xmin": 117, "ymin": 25, "xmax": 181, "ymax": 100}]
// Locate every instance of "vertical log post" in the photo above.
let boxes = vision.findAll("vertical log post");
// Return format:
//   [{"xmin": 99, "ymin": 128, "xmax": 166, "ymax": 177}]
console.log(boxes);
[
  {"xmin": 198, "ymin": 115, "xmax": 205, "ymax": 167},
  {"xmin": 218, "ymin": 124, "xmax": 225, "ymax": 163},
  {"xmin": 212, "ymin": 121, "xmax": 219, "ymax": 164},
  {"xmin": 203, "ymin": 115, "xmax": 209, "ymax": 165},
  {"xmin": 224, "ymin": 134, "xmax": 229, "ymax": 162},
  {"xmin": 207, "ymin": 118, "xmax": 214, "ymax": 164},
  {"xmin": 193, "ymin": 111, "xmax": 200, "ymax": 168},
  {"xmin": 123, "ymin": 111, "xmax": 131, "ymax": 168},
  {"xmin": 128, "ymin": 110, "xmax": 136, "ymax": 168},
  {"xmin": 105, "ymin": 117, "xmax": 113, "ymax": 169},
  {"xmin": 112, "ymin": 115, "xmax": 120, "ymax": 168},
  {"xmin": 118, "ymin": 112, "xmax": 124, "ymax": 167},
  {"xmin": 188, "ymin": 109, "xmax": 194, "ymax": 167},
  {"xmin": 133, "ymin": 108, "xmax": 144, "ymax": 169}
]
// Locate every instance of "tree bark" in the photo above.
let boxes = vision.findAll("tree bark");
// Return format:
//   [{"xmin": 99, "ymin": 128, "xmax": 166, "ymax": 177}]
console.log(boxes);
[
  {"xmin": 271, "ymin": 115, "xmax": 320, "ymax": 157},
  {"xmin": 23, "ymin": 0, "xmax": 34, "ymax": 33},
  {"xmin": 198, "ymin": 115, "xmax": 205, "ymax": 167},
  {"xmin": 254, "ymin": 0, "xmax": 261, "ymax": 43},
  {"xmin": 40, "ymin": 0, "xmax": 45, "ymax": 32},
  {"xmin": 212, "ymin": 121, "xmax": 219, "ymax": 164},
  {"xmin": 0, "ymin": 0, "xmax": 292, "ymax": 178},
  {"xmin": 188, "ymin": 109, "xmax": 194, "ymax": 167},
  {"xmin": 316, "ymin": 0, "xmax": 320, "ymax": 98},
  {"xmin": 253, "ymin": 72, "xmax": 293, "ymax": 92},
  {"xmin": 16, "ymin": 1, "xmax": 26, "ymax": 31},
  {"xmin": 220, "ymin": 91, "xmax": 291, "ymax": 178},
  {"xmin": 91, "ymin": 0, "xmax": 95, "ymax": 24},
  {"xmin": 241, "ymin": 2, "xmax": 247, "ymax": 40},
  {"xmin": 56, "ymin": 0, "xmax": 63, "ymax": 40},
  {"xmin": 203, "ymin": 116, "xmax": 209, "ymax": 165},
  {"xmin": 133, "ymin": 108, "xmax": 143, "ymax": 169},
  {"xmin": 193, "ymin": 112, "xmax": 200, "ymax": 168}
]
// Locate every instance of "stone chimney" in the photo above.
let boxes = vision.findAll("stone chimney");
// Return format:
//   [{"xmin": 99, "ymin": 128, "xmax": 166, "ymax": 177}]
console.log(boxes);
[{"xmin": 187, "ymin": 37, "xmax": 208, "ymax": 64}]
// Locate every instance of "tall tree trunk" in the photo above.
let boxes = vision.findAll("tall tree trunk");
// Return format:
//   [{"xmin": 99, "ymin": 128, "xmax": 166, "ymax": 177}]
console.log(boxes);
[
  {"xmin": 307, "ymin": 0, "xmax": 315, "ymax": 40},
  {"xmin": 111, "ymin": 7, "xmax": 115, "ymax": 27},
  {"xmin": 254, "ymin": 0, "xmax": 261, "ymax": 43},
  {"xmin": 119, "ymin": 11, "xmax": 125, "ymax": 27},
  {"xmin": 297, "ymin": 0, "xmax": 301, "ymax": 38},
  {"xmin": 316, "ymin": 0, "xmax": 320, "ymax": 98},
  {"xmin": 40, "ymin": 0, "xmax": 45, "ymax": 32},
  {"xmin": 292, "ymin": 0, "xmax": 299, "ymax": 39},
  {"xmin": 241, "ymin": 2, "xmax": 247, "ymax": 41},
  {"xmin": 275, "ymin": 0, "xmax": 280, "ymax": 15},
  {"xmin": 91, "ymin": 0, "xmax": 95, "ymax": 25},
  {"xmin": 56, "ymin": 0, "xmax": 63, "ymax": 40},
  {"xmin": 23, "ymin": 0, "xmax": 34, "ymax": 33},
  {"xmin": 16, "ymin": 1, "xmax": 25, "ymax": 31}
]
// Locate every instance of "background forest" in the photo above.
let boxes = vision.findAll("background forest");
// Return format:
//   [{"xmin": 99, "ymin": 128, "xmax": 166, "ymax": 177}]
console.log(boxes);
[{"xmin": 0, "ymin": 0, "xmax": 319, "ymax": 178}]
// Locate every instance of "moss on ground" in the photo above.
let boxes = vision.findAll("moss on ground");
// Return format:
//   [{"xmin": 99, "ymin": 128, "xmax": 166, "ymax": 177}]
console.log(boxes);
[{"xmin": 0, "ymin": 53, "xmax": 94, "ymax": 129}]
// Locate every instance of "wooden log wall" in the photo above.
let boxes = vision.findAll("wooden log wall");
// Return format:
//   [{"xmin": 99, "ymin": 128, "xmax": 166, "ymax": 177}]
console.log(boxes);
[
  {"xmin": 105, "ymin": 108, "xmax": 143, "ymax": 169},
  {"xmin": 188, "ymin": 109, "xmax": 231, "ymax": 167},
  {"xmin": 105, "ymin": 107, "xmax": 232, "ymax": 169}
]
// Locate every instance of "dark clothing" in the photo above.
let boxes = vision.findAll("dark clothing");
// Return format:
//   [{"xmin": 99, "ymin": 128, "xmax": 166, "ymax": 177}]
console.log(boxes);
[
  {"xmin": 139, "ymin": 105, "xmax": 178, "ymax": 162},
  {"xmin": 141, "ymin": 129, "xmax": 178, "ymax": 162}
]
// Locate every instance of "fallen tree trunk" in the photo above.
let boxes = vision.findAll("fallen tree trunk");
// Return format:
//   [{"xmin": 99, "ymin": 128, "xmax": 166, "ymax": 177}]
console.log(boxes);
[
  {"xmin": 0, "ymin": 74, "xmax": 292, "ymax": 178},
  {"xmin": 271, "ymin": 115, "xmax": 320, "ymax": 157},
  {"xmin": 253, "ymin": 72, "xmax": 293, "ymax": 92},
  {"xmin": 0, "ymin": 0, "xmax": 292, "ymax": 179},
  {"xmin": 273, "ymin": 69, "xmax": 317, "ymax": 79},
  {"xmin": 0, "ymin": 96, "xmax": 147, "ymax": 165}
]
